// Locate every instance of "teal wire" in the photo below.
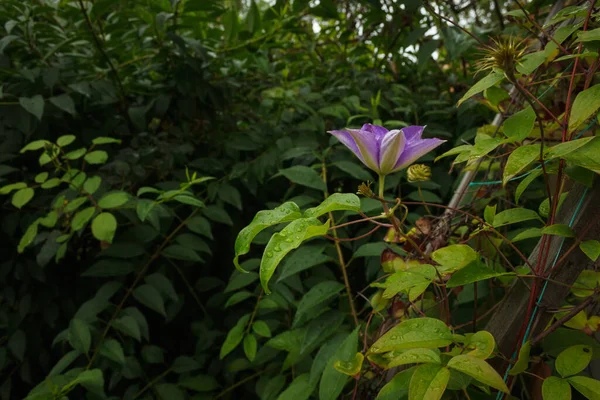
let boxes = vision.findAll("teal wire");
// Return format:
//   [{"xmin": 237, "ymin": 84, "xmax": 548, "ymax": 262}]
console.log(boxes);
[
  {"xmin": 496, "ymin": 186, "xmax": 590, "ymax": 399},
  {"xmin": 470, "ymin": 120, "xmax": 596, "ymax": 187}
]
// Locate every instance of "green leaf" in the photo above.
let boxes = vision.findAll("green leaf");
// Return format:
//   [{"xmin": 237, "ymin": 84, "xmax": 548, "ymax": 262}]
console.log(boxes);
[
  {"xmin": 56, "ymin": 135, "xmax": 76, "ymax": 147},
  {"xmin": 377, "ymin": 367, "xmax": 416, "ymax": 400},
  {"xmin": 277, "ymin": 374, "xmax": 314, "ymax": 400},
  {"xmin": 503, "ymin": 144, "xmax": 540, "ymax": 185},
  {"xmin": 562, "ymin": 137, "xmax": 600, "ymax": 171},
  {"xmin": 113, "ymin": 316, "xmax": 141, "ymax": 342},
  {"xmin": 18, "ymin": 221, "xmax": 39, "ymax": 253},
  {"xmin": 580, "ymin": 240, "xmax": 600, "ymax": 262},
  {"xmin": 277, "ymin": 166, "xmax": 326, "ymax": 191},
  {"xmin": 243, "ymin": 334, "xmax": 257, "ymax": 361},
  {"xmin": 293, "ymin": 281, "xmax": 344, "ymax": 327},
  {"xmin": 464, "ymin": 331, "xmax": 495, "ymax": 359},
  {"xmin": 446, "ymin": 355, "xmax": 509, "ymax": 393},
  {"xmin": 509, "ymin": 341, "xmax": 531, "ymax": 376},
  {"xmin": 225, "ymin": 291, "xmax": 253, "ymax": 308},
  {"xmin": 277, "ymin": 245, "xmax": 333, "ymax": 282},
  {"xmin": 252, "ymin": 321, "xmax": 272, "ymax": 338},
  {"xmin": 34, "ymin": 172, "xmax": 48, "ymax": 183},
  {"xmin": 572, "ymin": 270, "xmax": 600, "ymax": 297},
  {"xmin": 0, "ymin": 182, "xmax": 27, "ymax": 194},
  {"xmin": 19, "ymin": 95, "xmax": 45, "ymax": 120},
  {"xmin": 48, "ymin": 350, "xmax": 80, "ymax": 377},
  {"xmin": 12, "ymin": 187, "xmax": 34, "ymax": 209},
  {"xmin": 384, "ymin": 348, "xmax": 442, "ymax": 369},
  {"xmin": 155, "ymin": 384, "xmax": 185, "ymax": 400},
  {"xmin": 304, "ymin": 193, "xmax": 361, "ymax": 218},
  {"xmin": 81, "ymin": 260, "xmax": 133, "ymax": 277},
  {"xmin": 568, "ymin": 84, "xmax": 600, "ymax": 132},
  {"xmin": 493, "ymin": 208, "xmax": 541, "ymax": 227},
  {"xmin": 447, "ymin": 262, "xmax": 514, "ymax": 288},
  {"xmin": 83, "ymin": 176, "xmax": 101, "ymax": 195},
  {"xmin": 133, "ymin": 284, "xmax": 166, "ymax": 316},
  {"xmin": 542, "ymin": 376, "xmax": 571, "ymax": 400},
  {"xmin": 566, "ymin": 166, "xmax": 594, "ymax": 187},
  {"xmin": 260, "ymin": 217, "xmax": 330, "ymax": 293},
  {"xmin": 71, "ymin": 207, "xmax": 96, "ymax": 231},
  {"xmin": 84, "ymin": 150, "xmax": 109, "ymax": 164},
  {"xmin": 145, "ymin": 273, "xmax": 178, "ymax": 302},
  {"xmin": 224, "ymin": 272, "xmax": 258, "ymax": 293},
  {"xmin": 369, "ymin": 318, "xmax": 452, "ymax": 354},
  {"xmin": 76, "ymin": 369, "xmax": 104, "ymax": 393},
  {"xmin": 334, "ymin": 352, "xmax": 364, "ymax": 376},
  {"xmin": 332, "ymin": 161, "xmax": 372, "ymax": 181},
  {"xmin": 567, "ymin": 376, "xmax": 600, "ymax": 399},
  {"xmin": 178, "ymin": 374, "xmax": 219, "ymax": 392},
  {"xmin": 161, "ymin": 244, "xmax": 203, "ymax": 262},
  {"xmin": 99, "ymin": 339, "xmax": 125, "ymax": 364},
  {"xmin": 408, "ymin": 364, "xmax": 450, "ymax": 400},
  {"xmin": 380, "ymin": 265, "xmax": 436, "ymax": 300},
  {"xmin": 457, "ymin": 71, "xmax": 504, "ymax": 107},
  {"xmin": 91, "ymin": 212, "xmax": 117, "ymax": 243},
  {"xmin": 503, "ymin": 107, "xmax": 536, "ymax": 142},
  {"xmin": 516, "ymin": 51, "xmax": 546, "ymax": 75},
  {"xmin": 68, "ymin": 319, "xmax": 91, "ymax": 354},
  {"xmin": 233, "ymin": 202, "xmax": 302, "ymax": 271},
  {"xmin": 353, "ymin": 242, "xmax": 388, "ymax": 258},
  {"xmin": 431, "ymin": 244, "xmax": 478, "ymax": 274},
  {"xmin": 173, "ymin": 194, "xmax": 205, "ymax": 208},
  {"xmin": 98, "ymin": 192, "xmax": 129, "ymax": 208},
  {"xmin": 556, "ymin": 345, "xmax": 593, "ymax": 378},
  {"xmin": 542, "ymin": 224, "xmax": 575, "ymax": 237},
  {"xmin": 516, "ymin": 169, "xmax": 542, "ymax": 203},
  {"xmin": 92, "ymin": 137, "xmax": 121, "ymax": 145},
  {"xmin": 220, "ymin": 315, "xmax": 249, "ymax": 359},
  {"xmin": 49, "ymin": 94, "xmax": 76, "ymax": 115},
  {"xmin": 545, "ymin": 137, "xmax": 595, "ymax": 159},
  {"xmin": 576, "ymin": 27, "xmax": 600, "ymax": 42},
  {"xmin": 64, "ymin": 147, "xmax": 87, "ymax": 160},
  {"xmin": 319, "ymin": 327, "xmax": 359, "ymax": 400},
  {"xmin": 484, "ymin": 204, "xmax": 496, "ymax": 225},
  {"xmin": 218, "ymin": 183, "xmax": 242, "ymax": 210}
]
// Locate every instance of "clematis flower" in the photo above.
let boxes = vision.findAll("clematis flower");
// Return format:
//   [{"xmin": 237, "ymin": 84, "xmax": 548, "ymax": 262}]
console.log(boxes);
[{"xmin": 328, "ymin": 124, "xmax": 446, "ymax": 176}]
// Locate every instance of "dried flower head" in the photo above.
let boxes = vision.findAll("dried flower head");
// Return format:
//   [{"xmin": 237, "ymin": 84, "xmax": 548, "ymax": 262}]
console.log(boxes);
[
  {"xmin": 357, "ymin": 181, "xmax": 374, "ymax": 198},
  {"xmin": 476, "ymin": 37, "xmax": 526, "ymax": 75},
  {"xmin": 407, "ymin": 164, "xmax": 431, "ymax": 182}
]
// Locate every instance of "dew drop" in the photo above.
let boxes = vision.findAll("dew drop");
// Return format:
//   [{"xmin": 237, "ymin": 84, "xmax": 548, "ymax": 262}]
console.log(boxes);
[{"xmin": 266, "ymin": 252, "xmax": 273, "ymax": 258}]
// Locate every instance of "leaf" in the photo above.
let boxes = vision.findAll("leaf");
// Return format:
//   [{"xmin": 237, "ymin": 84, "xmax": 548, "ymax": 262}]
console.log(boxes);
[
  {"xmin": 48, "ymin": 350, "xmax": 79, "ymax": 377},
  {"xmin": 334, "ymin": 352, "xmax": 364, "ymax": 376},
  {"xmin": 465, "ymin": 331, "xmax": 495, "ymax": 359},
  {"xmin": 516, "ymin": 169, "xmax": 542, "ymax": 203},
  {"xmin": 0, "ymin": 181, "xmax": 27, "ymax": 194},
  {"xmin": 161, "ymin": 244, "xmax": 203, "ymax": 262},
  {"xmin": 431, "ymin": 244, "xmax": 478, "ymax": 274},
  {"xmin": 225, "ymin": 291, "xmax": 253, "ymax": 308},
  {"xmin": 49, "ymin": 94, "xmax": 76, "ymax": 115},
  {"xmin": 98, "ymin": 192, "xmax": 129, "ymax": 208},
  {"xmin": 155, "ymin": 384, "xmax": 185, "ymax": 400},
  {"xmin": 220, "ymin": 315, "xmax": 249, "ymax": 359},
  {"xmin": 91, "ymin": 212, "xmax": 117, "ymax": 243},
  {"xmin": 569, "ymin": 84, "xmax": 600, "ymax": 132},
  {"xmin": 84, "ymin": 150, "xmax": 109, "ymax": 165},
  {"xmin": 293, "ymin": 281, "xmax": 344, "ymax": 327},
  {"xmin": 92, "ymin": 137, "xmax": 121, "ymax": 145},
  {"xmin": 252, "ymin": 321, "xmax": 272, "ymax": 338},
  {"xmin": 302, "ymin": 311, "xmax": 345, "ymax": 353},
  {"xmin": 545, "ymin": 137, "xmax": 595, "ymax": 159},
  {"xmin": 98, "ymin": 338, "xmax": 125, "ymax": 364},
  {"xmin": 68, "ymin": 319, "xmax": 91, "ymax": 354},
  {"xmin": 224, "ymin": 272, "xmax": 258, "ymax": 293},
  {"xmin": 304, "ymin": 193, "xmax": 361, "ymax": 218},
  {"xmin": 446, "ymin": 355, "xmax": 509, "ymax": 393},
  {"xmin": 369, "ymin": 318, "xmax": 453, "ymax": 354},
  {"xmin": 243, "ymin": 334, "xmax": 257, "ymax": 361},
  {"xmin": 332, "ymin": 161, "xmax": 372, "ymax": 181},
  {"xmin": 178, "ymin": 374, "xmax": 219, "ymax": 392},
  {"xmin": 260, "ymin": 217, "xmax": 330, "ymax": 293},
  {"xmin": 353, "ymin": 242, "xmax": 388, "ymax": 258},
  {"xmin": 572, "ymin": 270, "xmax": 600, "ymax": 297},
  {"xmin": 81, "ymin": 260, "xmax": 133, "ymax": 277},
  {"xmin": 503, "ymin": 145, "xmax": 540, "ymax": 185},
  {"xmin": 277, "ymin": 245, "xmax": 333, "ymax": 282},
  {"xmin": 377, "ymin": 367, "xmax": 416, "ymax": 400},
  {"xmin": 556, "ymin": 345, "xmax": 593, "ymax": 378},
  {"xmin": 277, "ymin": 166, "xmax": 326, "ymax": 191},
  {"xmin": 64, "ymin": 148, "xmax": 87, "ymax": 160},
  {"xmin": 576, "ymin": 27, "xmax": 600, "ymax": 42},
  {"xmin": 509, "ymin": 341, "xmax": 532, "ymax": 376},
  {"xmin": 580, "ymin": 240, "xmax": 600, "ymax": 262},
  {"xmin": 133, "ymin": 284, "xmax": 166, "ymax": 316},
  {"xmin": 113, "ymin": 316, "xmax": 141, "ymax": 342},
  {"xmin": 516, "ymin": 51, "xmax": 547, "ymax": 75},
  {"xmin": 173, "ymin": 194, "xmax": 205, "ymax": 208},
  {"xmin": 319, "ymin": 327, "xmax": 359, "ymax": 400},
  {"xmin": 71, "ymin": 207, "xmax": 96, "ymax": 231},
  {"xmin": 384, "ymin": 348, "xmax": 442, "ymax": 369},
  {"xmin": 567, "ymin": 376, "xmax": 600, "ymax": 399},
  {"xmin": 76, "ymin": 369, "xmax": 104, "ymax": 393},
  {"xmin": 277, "ymin": 374, "xmax": 314, "ymax": 400},
  {"xmin": 56, "ymin": 135, "xmax": 76, "ymax": 147},
  {"xmin": 447, "ymin": 262, "xmax": 514, "ymax": 288},
  {"xmin": 408, "ymin": 364, "xmax": 450, "ymax": 400},
  {"xmin": 493, "ymin": 208, "xmax": 541, "ymax": 227},
  {"xmin": 19, "ymin": 95, "xmax": 45, "ymax": 120},
  {"xmin": 12, "ymin": 187, "xmax": 34, "ymax": 209},
  {"xmin": 145, "ymin": 273, "xmax": 178, "ymax": 302},
  {"xmin": 218, "ymin": 183, "xmax": 242, "ymax": 210},
  {"xmin": 503, "ymin": 107, "xmax": 536, "ymax": 142},
  {"xmin": 542, "ymin": 376, "xmax": 571, "ymax": 400},
  {"xmin": 562, "ymin": 137, "xmax": 600, "ymax": 171},
  {"xmin": 381, "ymin": 266, "xmax": 436, "ymax": 300},
  {"xmin": 457, "ymin": 71, "xmax": 504, "ymax": 107},
  {"xmin": 542, "ymin": 224, "xmax": 575, "ymax": 237}
]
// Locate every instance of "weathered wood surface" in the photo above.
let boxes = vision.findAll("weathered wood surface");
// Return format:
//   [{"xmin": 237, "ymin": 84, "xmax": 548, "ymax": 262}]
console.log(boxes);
[{"xmin": 485, "ymin": 181, "xmax": 600, "ymax": 361}]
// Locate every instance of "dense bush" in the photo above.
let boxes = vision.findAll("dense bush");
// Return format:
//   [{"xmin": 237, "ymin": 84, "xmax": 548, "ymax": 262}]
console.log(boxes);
[{"xmin": 1, "ymin": 0, "xmax": 600, "ymax": 399}]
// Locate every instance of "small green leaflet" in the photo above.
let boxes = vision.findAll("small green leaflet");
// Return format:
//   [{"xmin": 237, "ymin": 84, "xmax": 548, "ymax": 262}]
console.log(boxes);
[
  {"xmin": 233, "ymin": 202, "xmax": 302, "ymax": 272},
  {"xmin": 503, "ymin": 144, "xmax": 540, "ymax": 185},
  {"xmin": 276, "ymin": 165, "xmax": 326, "ymax": 191},
  {"xmin": 457, "ymin": 71, "xmax": 504, "ymax": 107},
  {"xmin": 542, "ymin": 376, "xmax": 571, "ymax": 400},
  {"xmin": 369, "ymin": 318, "xmax": 452, "ymax": 354},
  {"xmin": 568, "ymin": 376, "xmax": 600, "ymax": 399},
  {"xmin": 493, "ymin": 208, "xmax": 541, "ymax": 227},
  {"xmin": 464, "ymin": 331, "xmax": 495, "ymax": 359},
  {"xmin": 555, "ymin": 345, "xmax": 593, "ymax": 378},
  {"xmin": 260, "ymin": 217, "xmax": 330, "ymax": 293},
  {"xmin": 509, "ymin": 341, "xmax": 531, "ymax": 376},
  {"xmin": 446, "ymin": 262, "xmax": 514, "ymax": 288},
  {"xmin": 292, "ymin": 281, "xmax": 344, "ymax": 327},
  {"xmin": 408, "ymin": 364, "xmax": 450, "ymax": 400},
  {"xmin": 568, "ymin": 84, "xmax": 600, "ymax": 132},
  {"xmin": 319, "ymin": 327, "xmax": 360, "ymax": 400},
  {"xmin": 580, "ymin": 240, "xmax": 600, "ymax": 262},
  {"xmin": 91, "ymin": 212, "xmax": 117, "ymax": 243},
  {"xmin": 220, "ymin": 314, "xmax": 250, "ymax": 359},
  {"xmin": 446, "ymin": 355, "xmax": 509, "ymax": 393},
  {"xmin": 503, "ymin": 107, "xmax": 536, "ymax": 142},
  {"xmin": 431, "ymin": 244, "xmax": 478, "ymax": 274}
]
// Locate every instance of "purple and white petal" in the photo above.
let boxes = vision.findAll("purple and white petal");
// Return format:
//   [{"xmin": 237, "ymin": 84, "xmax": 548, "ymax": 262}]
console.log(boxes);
[
  {"xmin": 345, "ymin": 128, "xmax": 381, "ymax": 172},
  {"xmin": 378, "ymin": 129, "xmax": 406, "ymax": 175},
  {"xmin": 401, "ymin": 126, "xmax": 426, "ymax": 142},
  {"xmin": 393, "ymin": 137, "xmax": 446, "ymax": 171},
  {"xmin": 329, "ymin": 129, "xmax": 363, "ymax": 162},
  {"xmin": 361, "ymin": 124, "xmax": 389, "ymax": 142}
]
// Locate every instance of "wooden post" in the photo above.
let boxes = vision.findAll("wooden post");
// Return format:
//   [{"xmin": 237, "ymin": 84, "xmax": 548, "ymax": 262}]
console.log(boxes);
[{"xmin": 485, "ymin": 182, "xmax": 600, "ymax": 362}]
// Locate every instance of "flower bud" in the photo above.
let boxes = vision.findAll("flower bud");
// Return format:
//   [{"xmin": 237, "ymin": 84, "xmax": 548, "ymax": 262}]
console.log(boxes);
[{"xmin": 407, "ymin": 164, "xmax": 431, "ymax": 182}]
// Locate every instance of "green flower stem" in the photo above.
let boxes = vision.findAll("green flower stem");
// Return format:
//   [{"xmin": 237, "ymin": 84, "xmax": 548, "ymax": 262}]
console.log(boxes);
[{"xmin": 378, "ymin": 174, "xmax": 385, "ymax": 200}]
